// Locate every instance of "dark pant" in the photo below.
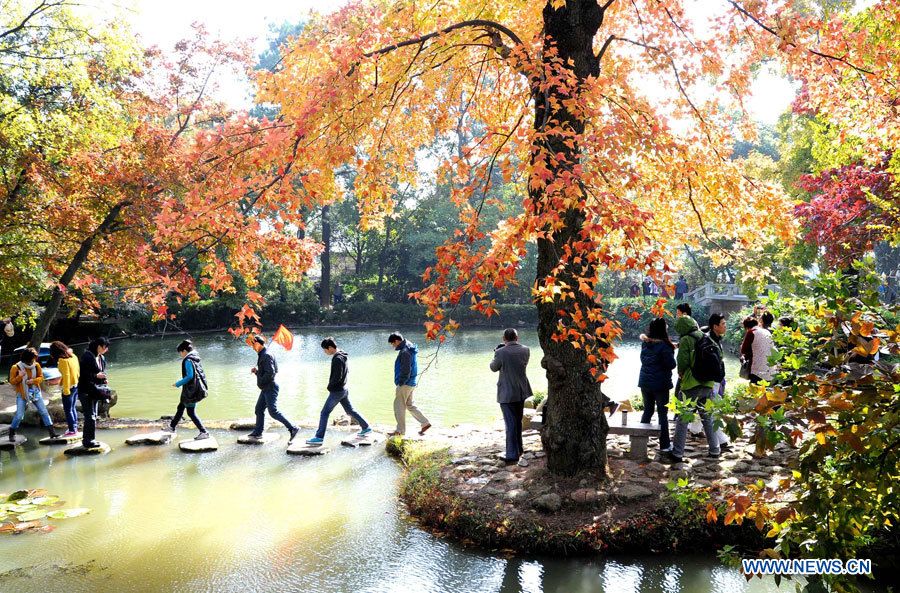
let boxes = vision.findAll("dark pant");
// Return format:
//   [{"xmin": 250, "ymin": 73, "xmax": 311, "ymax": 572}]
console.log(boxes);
[
  {"xmin": 749, "ymin": 374, "xmax": 764, "ymax": 385},
  {"xmin": 640, "ymin": 388, "xmax": 671, "ymax": 450},
  {"xmin": 80, "ymin": 394, "xmax": 100, "ymax": 446},
  {"xmin": 62, "ymin": 386, "xmax": 79, "ymax": 432},
  {"xmin": 500, "ymin": 401, "xmax": 525, "ymax": 461},
  {"xmin": 252, "ymin": 384, "xmax": 295, "ymax": 435},
  {"xmin": 315, "ymin": 389, "xmax": 369, "ymax": 439},
  {"xmin": 171, "ymin": 402, "xmax": 206, "ymax": 432}
]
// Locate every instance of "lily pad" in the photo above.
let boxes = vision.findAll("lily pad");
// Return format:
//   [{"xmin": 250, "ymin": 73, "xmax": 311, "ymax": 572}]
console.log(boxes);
[
  {"xmin": 6, "ymin": 504, "xmax": 35, "ymax": 513},
  {"xmin": 16, "ymin": 509, "xmax": 48, "ymax": 522},
  {"xmin": 6, "ymin": 490, "xmax": 28, "ymax": 502},
  {"xmin": 46, "ymin": 508, "xmax": 91, "ymax": 519},
  {"xmin": 30, "ymin": 496, "xmax": 61, "ymax": 506}
]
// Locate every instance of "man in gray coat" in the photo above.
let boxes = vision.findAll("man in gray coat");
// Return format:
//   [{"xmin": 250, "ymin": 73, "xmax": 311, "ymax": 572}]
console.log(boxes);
[{"xmin": 490, "ymin": 328, "xmax": 533, "ymax": 465}]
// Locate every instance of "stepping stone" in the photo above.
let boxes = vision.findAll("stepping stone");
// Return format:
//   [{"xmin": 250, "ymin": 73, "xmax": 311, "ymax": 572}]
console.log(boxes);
[
  {"xmin": 40, "ymin": 433, "xmax": 82, "ymax": 445},
  {"xmin": 229, "ymin": 419, "xmax": 272, "ymax": 431},
  {"xmin": 340, "ymin": 433, "xmax": 383, "ymax": 448},
  {"xmin": 0, "ymin": 434, "xmax": 27, "ymax": 450},
  {"xmin": 126, "ymin": 431, "xmax": 174, "ymax": 446},
  {"xmin": 179, "ymin": 437, "xmax": 218, "ymax": 453},
  {"xmin": 64, "ymin": 442, "xmax": 111, "ymax": 456},
  {"xmin": 237, "ymin": 432, "xmax": 282, "ymax": 445},
  {"xmin": 286, "ymin": 442, "xmax": 330, "ymax": 456}
]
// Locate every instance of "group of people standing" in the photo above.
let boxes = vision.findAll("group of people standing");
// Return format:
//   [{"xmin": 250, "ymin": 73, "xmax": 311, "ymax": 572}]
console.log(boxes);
[{"xmin": 637, "ymin": 303, "xmax": 729, "ymax": 462}]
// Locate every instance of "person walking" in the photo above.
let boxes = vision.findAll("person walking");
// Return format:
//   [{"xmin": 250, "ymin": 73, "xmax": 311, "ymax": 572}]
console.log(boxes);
[
  {"xmin": 50, "ymin": 341, "xmax": 80, "ymax": 437},
  {"xmin": 305, "ymin": 337, "xmax": 372, "ymax": 444},
  {"xmin": 706, "ymin": 313, "xmax": 732, "ymax": 452},
  {"xmin": 665, "ymin": 314, "xmax": 724, "ymax": 462},
  {"xmin": 245, "ymin": 335, "xmax": 299, "ymax": 443},
  {"xmin": 162, "ymin": 340, "xmax": 210, "ymax": 440},
  {"xmin": 749, "ymin": 312, "xmax": 777, "ymax": 384},
  {"xmin": 490, "ymin": 328, "xmax": 533, "ymax": 465},
  {"xmin": 77, "ymin": 337, "xmax": 111, "ymax": 448},
  {"xmin": 7, "ymin": 347, "xmax": 60, "ymax": 442},
  {"xmin": 387, "ymin": 332, "xmax": 431, "ymax": 437},
  {"xmin": 674, "ymin": 276, "xmax": 689, "ymax": 300},
  {"xmin": 637, "ymin": 318, "xmax": 676, "ymax": 452}
]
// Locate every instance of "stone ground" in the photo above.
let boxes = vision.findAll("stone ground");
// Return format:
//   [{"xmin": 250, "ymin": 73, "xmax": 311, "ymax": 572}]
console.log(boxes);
[{"xmin": 422, "ymin": 423, "xmax": 798, "ymax": 525}]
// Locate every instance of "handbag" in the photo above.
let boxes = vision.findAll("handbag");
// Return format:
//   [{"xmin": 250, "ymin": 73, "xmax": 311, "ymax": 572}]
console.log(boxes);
[
  {"xmin": 95, "ymin": 384, "xmax": 112, "ymax": 402},
  {"xmin": 739, "ymin": 359, "xmax": 751, "ymax": 380}
]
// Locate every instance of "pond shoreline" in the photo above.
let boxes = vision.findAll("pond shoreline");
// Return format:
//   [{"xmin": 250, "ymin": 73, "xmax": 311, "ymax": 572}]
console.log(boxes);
[{"xmin": 386, "ymin": 425, "xmax": 795, "ymax": 558}]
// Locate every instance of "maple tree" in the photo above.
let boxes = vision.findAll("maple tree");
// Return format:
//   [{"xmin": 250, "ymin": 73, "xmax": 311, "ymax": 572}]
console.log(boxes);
[{"xmin": 248, "ymin": 0, "xmax": 798, "ymax": 476}]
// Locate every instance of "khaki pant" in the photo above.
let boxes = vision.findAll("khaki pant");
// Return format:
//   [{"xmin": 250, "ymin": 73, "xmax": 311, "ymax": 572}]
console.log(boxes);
[{"xmin": 393, "ymin": 385, "xmax": 429, "ymax": 435}]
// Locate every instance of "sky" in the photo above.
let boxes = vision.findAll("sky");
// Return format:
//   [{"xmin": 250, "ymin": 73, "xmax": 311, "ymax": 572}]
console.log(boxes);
[{"xmin": 116, "ymin": 0, "xmax": 796, "ymax": 125}]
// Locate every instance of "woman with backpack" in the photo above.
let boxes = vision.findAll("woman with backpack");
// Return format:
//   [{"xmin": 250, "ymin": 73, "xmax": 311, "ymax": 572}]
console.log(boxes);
[
  {"xmin": 8, "ymin": 347, "xmax": 60, "ymax": 442},
  {"xmin": 638, "ymin": 318, "xmax": 677, "ymax": 452},
  {"xmin": 162, "ymin": 340, "xmax": 209, "ymax": 440}
]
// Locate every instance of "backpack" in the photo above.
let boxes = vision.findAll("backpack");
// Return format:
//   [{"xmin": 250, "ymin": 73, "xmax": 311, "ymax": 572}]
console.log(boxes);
[
  {"xmin": 691, "ymin": 332, "xmax": 725, "ymax": 383},
  {"xmin": 182, "ymin": 355, "xmax": 209, "ymax": 403}
]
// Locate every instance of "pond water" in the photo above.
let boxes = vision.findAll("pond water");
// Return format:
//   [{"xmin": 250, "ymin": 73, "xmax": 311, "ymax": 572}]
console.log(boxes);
[
  {"xmin": 1, "ymin": 428, "xmax": 791, "ymax": 593},
  {"xmin": 98, "ymin": 329, "xmax": 740, "ymax": 426},
  {"xmin": 1, "ymin": 329, "xmax": 788, "ymax": 593}
]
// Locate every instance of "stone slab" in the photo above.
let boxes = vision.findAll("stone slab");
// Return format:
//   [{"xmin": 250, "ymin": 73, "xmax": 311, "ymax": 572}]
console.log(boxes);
[
  {"xmin": 340, "ymin": 434, "xmax": 382, "ymax": 448},
  {"xmin": 40, "ymin": 433, "xmax": 82, "ymax": 445},
  {"xmin": 0, "ymin": 423, "xmax": 9, "ymax": 436},
  {"xmin": 229, "ymin": 418, "xmax": 272, "ymax": 431},
  {"xmin": 126, "ymin": 431, "xmax": 175, "ymax": 446},
  {"xmin": 237, "ymin": 432, "xmax": 283, "ymax": 445},
  {"xmin": 0, "ymin": 434, "xmax": 27, "ymax": 449},
  {"xmin": 64, "ymin": 442, "xmax": 111, "ymax": 456},
  {"xmin": 179, "ymin": 437, "xmax": 218, "ymax": 453},
  {"xmin": 286, "ymin": 443, "xmax": 330, "ymax": 456}
]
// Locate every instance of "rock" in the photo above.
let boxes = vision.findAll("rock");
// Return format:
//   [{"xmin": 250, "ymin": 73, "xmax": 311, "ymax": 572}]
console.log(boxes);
[
  {"xmin": 746, "ymin": 471, "xmax": 770, "ymax": 478},
  {"xmin": 39, "ymin": 433, "xmax": 82, "ymax": 445},
  {"xmin": 570, "ymin": 488, "xmax": 599, "ymax": 504},
  {"xmin": 718, "ymin": 477, "xmax": 740, "ymax": 486},
  {"xmin": 65, "ymin": 442, "xmax": 111, "ymax": 456},
  {"xmin": 613, "ymin": 484, "xmax": 653, "ymax": 502},
  {"xmin": 523, "ymin": 397, "xmax": 536, "ymax": 409},
  {"xmin": 452, "ymin": 456, "xmax": 478, "ymax": 465},
  {"xmin": 482, "ymin": 486, "xmax": 505, "ymax": 496},
  {"xmin": 178, "ymin": 437, "xmax": 218, "ymax": 453},
  {"xmin": 0, "ymin": 434, "xmax": 27, "ymax": 449},
  {"xmin": 125, "ymin": 431, "xmax": 174, "ymax": 446},
  {"xmin": 286, "ymin": 442, "xmax": 329, "ymax": 456},
  {"xmin": 229, "ymin": 418, "xmax": 272, "ymax": 431},
  {"xmin": 237, "ymin": 432, "xmax": 282, "ymax": 445},
  {"xmin": 341, "ymin": 434, "xmax": 382, "ymax": 447},
  {"xmin": 506, "ymin": 489, "xmax": 528, "ymax": 502},
  {"xmin": 465, "ymin": 476, "xmax": 489, "ymax": 486},
  {"xmin": 480, "ymin": 465, "xmax": 500, "ymax": 474},
  {"xmin": 534, "ymin": 451, "xmax": 545, "ymax": 458},
  {"xmin": 646, "ymin": 461, "xmax": 667, "ymax": 473},
  {"xmin": 492, "ymin": 471, "xmax": 514, "ymax": 482},
  {"xmin": 455, "ymin": 464, "xmax": 480, "ymax": 473},
  {"xmin": 331, "ymin": 414, "xmax": 360, "ymax": 427},
  {"xmin": 731, "ymin": 462, "xmax": 751, "ymax": 473},
  {"xmin": 533, "ymin": 493, "xmax": 562, "ymax": 513},
  {"xmin": 0, "ymin": 423, "xmax": 9, "ymax": 436}
]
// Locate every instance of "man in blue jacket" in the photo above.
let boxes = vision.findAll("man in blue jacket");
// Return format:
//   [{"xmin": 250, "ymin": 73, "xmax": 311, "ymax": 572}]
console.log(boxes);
[{"xmin": 388, "ymin": 332, "xmax": 431, "ymax": 436}]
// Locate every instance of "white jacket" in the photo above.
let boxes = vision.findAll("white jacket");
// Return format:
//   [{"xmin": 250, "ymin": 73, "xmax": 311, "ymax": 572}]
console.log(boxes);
[{"xmin": 750, "ymin": 327, "xmax": 776, "ymax": 380}]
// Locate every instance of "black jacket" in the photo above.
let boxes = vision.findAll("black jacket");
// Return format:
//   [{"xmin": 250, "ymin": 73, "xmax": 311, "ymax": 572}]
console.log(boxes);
[
  {"xmin": 255, "ymin": 348, "xmax": 278, "ymax": 389},
  {"xmin": 180, "ymin": 352, "xmax": 208, "ymax": 404},
  {"xmin": 77, "ymin": 350, "xmax": 107, "ymax": 398},
  {"xmin": 327, "ymin": 350, "xmax": 349, "ymax": 392}
]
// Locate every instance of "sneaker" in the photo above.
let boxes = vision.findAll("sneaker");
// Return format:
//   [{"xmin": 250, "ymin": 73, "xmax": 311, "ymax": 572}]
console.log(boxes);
[
  {"xmin": 719, "ymin": 442, "xmax": 732, "ymax": 452},
  {"xmin": 305, "ymin": 437, "xmax": 324, "ymax": 445},
  {"xmin": 289, "ymin": 426, "xmax": 300, "ymax": 443},
  {"xmin": 84, "ymin": 440, "xmax": 101, "ymax": 449},
  {"xmin": 517, "ymin": 458, "xmax": 529, "ymax": 467},
  {"xmin": 194, "ymin": 432, "xmax": 210, "ymax": 441},
  {"xmin": 244, "ymin": 433, "xmax": 263, "ymax": 442},
  {"xmin": 47, "ymin": 428, "xmax": 60, "ymax": 439},
  {"xmin": 659, "ymin": 445, "xmax": 673, "ymax": 453},
  {"xmin": 63, "ymin": 431, "xmax": 78, "ymax": 437},
  {"xmin": 161, "ymin": 422, "xmax": 176, "ymax": 433},
  {"xmin": 358, "ymin": 427, "xmax": 373, "ymax": 437},
  {"xmin": 661, "ymin": 451, "xmax": 684, "ymax": 464},
  {"xmin": 418, "ymin": 423, "xmax": 432, "ymax": 436},
  {"xmin": 707, "ymin": 451, "xmax": 721, "ymax": 459}
]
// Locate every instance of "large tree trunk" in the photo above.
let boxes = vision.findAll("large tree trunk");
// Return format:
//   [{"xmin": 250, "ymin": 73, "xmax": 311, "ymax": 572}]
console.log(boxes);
[
  {"xmin": 29, "ymin": 201, "xmax": 130, "ymax": 347},
  {"xmin": 536, "ymin": 0, "xmax": 610, "ymax": 478},
  {"xmin": 320, "ymin": 204, "xmax": 332, "ymax": 307}
]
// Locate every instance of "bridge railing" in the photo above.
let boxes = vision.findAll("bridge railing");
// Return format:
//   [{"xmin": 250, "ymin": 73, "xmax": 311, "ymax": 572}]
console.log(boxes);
[{"xmin": 682, "ymin": 282, "xmax": 780, "ymax": 303}]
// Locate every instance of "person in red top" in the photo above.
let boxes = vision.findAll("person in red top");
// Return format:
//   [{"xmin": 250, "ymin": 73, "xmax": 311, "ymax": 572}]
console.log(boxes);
[{"xmin": 740, "ymin": 315, "xmax": 758, "ymax": 374}]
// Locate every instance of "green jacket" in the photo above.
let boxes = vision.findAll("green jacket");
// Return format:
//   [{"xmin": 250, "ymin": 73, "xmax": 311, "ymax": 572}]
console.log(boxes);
[{"xmin": 674, "ymin": 315, "xmax": 715, "ymax": 391}]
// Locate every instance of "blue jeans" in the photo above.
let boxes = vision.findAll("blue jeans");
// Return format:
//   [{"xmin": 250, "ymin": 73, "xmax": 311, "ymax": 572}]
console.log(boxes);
[
  {"xmin": 11, "ymin": 387, "xmax": 53, "ymax": 428},
  {"xmin": 672, "ymin": 386, "xmax": 719, "ymax": 458},
  {"xmin": 640, "ymin": 388, "xmax": 671, "ymax": 450},
  {"xmin": 500, "ymin": 401, "xmax": 525, "ymax": 461},
  {"xmin": 62, "ymin": 385, "xmax": 79, "ymax": 432},
  {"xmin": 251, "ymin": 384, "xmax": 295, "ymax": 435},
  {"xmin": 315, "ymin": 390, "xmax": 369, "ymax": 439}
]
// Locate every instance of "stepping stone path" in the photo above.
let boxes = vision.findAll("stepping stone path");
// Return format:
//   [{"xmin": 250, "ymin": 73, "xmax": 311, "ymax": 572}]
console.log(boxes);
[
  {"xmin": 286, "ymin": 442, "xmax": 330, "ymax": 456},
  {"xmin": 125, "ymin": 431, "xmax": 174, "ymax": 446},
  {"xmin": 179, "ymin": 437, "xmax": 218, "ymax": 453},
  {"xmin": 0, "ymin": 434, "xmax": 27, "ymax": 450},
  {"xmin": 237, "ymin": 432, "xmax": 282, "ymax": 445},
  {"xmin": 64, "ymin": 442, "xmax": 111, "ymax": 456},
  {"xmin": 40, "ymin": 433, "xmax": 82, "ymax": 445},
  {"xmin": 340, "ymin": 433, "xmax": 382, "ymax": 448}
]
